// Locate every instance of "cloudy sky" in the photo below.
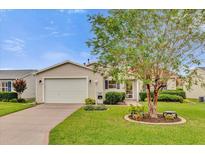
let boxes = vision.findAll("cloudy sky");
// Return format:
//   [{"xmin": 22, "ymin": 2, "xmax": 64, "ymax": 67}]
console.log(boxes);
[{"xmin": 0, "ymin": 9, "xmax": 108, "ymax": 70}]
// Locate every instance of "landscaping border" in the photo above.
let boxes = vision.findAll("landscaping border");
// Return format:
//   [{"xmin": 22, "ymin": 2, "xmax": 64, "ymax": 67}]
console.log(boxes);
[{"xmin": 124, "ymin": 114, "xmax": 186, "ymax": 125}]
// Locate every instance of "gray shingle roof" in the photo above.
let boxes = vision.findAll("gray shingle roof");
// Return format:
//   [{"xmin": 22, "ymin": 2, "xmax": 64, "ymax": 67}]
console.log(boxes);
[
  {"xmin": 198, "ymin": 67, "xmax": 205, "ymax": 71},
  {"xmin": 0, "ymin": 70, "xmax": 37, "ymax": 79}
]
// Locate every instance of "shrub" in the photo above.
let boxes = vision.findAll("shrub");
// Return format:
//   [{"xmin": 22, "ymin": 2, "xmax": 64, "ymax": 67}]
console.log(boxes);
[
  {"xmin": 139, "ymin": 91, "xmax": 154, "ymax": 101},
  {"xmin": 94, "ymin": 105, "xmax": 107, "ymax": 110},
  {"xmin": 84, "ymin": 105, "xmax": 95, "ymax": 111},
  {"xmin": 104, "ymin": 92, "xmax": 125, "ymax": 104},
  {"xmin": 139, "ymin": 89, "xmax": 186, "ymax": 101},
  {"xmin": 160, "ymin": 90, "xmax": 186, "ymax": 99},
  {"xmin": 85, "ymin": 98, "xmax": 96, "ymax": 105},
  {"xmin": 176, "ymin": 87, "xmax": 183, "ymax": 91},
  {"xmin": 129, "ymin": 104, "xmax": 145, "ymax": 115},
  {"xmin": 129, "ymin": 104, "xmax": 145, "ymax": 120},
  {"xmin": 1, "ymin": 99, "xmax": 9, "ymax": 102},
  {"xmin": 164, "ymin": 114, "xmax": 175, "ymax": 121},
  {"xmin": 83, "ymin": 105, "xmax": 107, "ymax": 111},
  {"xmin": 9, "ymin": 98, "xmax": 18, "ymax": 102},
  {"xmin": 17, "ymin": 98, "xmax": 26, "ymax": 103},
  {"xmin": 158, "ymin": 94, "xmax": 183, "ymax": 103},
  {"xmin": 183, "ymin": 99, "xmax": 192, "ymax": 104},
  {"xmin": 0, "ymin": 92, "xmax": 17, "ymax": 101}
]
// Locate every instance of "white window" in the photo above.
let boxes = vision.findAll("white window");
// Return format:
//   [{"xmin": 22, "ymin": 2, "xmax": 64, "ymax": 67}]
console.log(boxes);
[
  {"xmin": 105, "ymin": 80, "xmax": 120, "ymax": 89},
  {"xmin": 0, "ymin": 81, "xmax": 12, "ymax": 92}
]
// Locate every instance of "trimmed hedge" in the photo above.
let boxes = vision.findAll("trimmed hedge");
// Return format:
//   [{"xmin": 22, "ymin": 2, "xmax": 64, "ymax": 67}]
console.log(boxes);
[
  {"xmin": 160, "ymin": 90, "xmax": 186, "ymax": 99},
  {"xmin": 158, "ymin": 94, "xmax": 183, "ymax": 103},
  {"xmin": 139, "ymin": 92, "xmax": 154, "ymax": 101},
  {"xmin": 104, "ymin": 92, "xmax": 125, "ymax": 105},
  {"xmin": 84, "ymin": 105, "xmax": 108, "ymax": 111},
  {"xmin": 0, "ymin": 92, "xmax": 17, "ymax": 101},
  {"xmin": 139, "ymin": 89, "xmax": 186, "ymax": 101}
]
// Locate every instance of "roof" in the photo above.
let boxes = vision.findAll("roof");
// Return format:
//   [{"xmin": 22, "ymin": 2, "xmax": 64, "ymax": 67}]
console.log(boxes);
[
  {"xmin": 0, "ymin": 70, "xmax": 37, "ymax": 80},
  {"xmin": 35, "ymin": 60, "xmax": 93, "ymax": 75},
  {"xmin": 198, "ymin": 67, "xmax": 205, "ymax": 71},
  {"xmin": 86, "ymin": 62, "xmax": 97, "ymax": 67}
]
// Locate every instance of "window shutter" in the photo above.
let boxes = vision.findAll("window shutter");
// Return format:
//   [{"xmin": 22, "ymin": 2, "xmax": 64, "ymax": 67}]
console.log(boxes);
[
  {"xmin": 117, "ymin": 83, "xmax": 120, "ymax": 89},
  {"xmin": 105, "ymin": 80, "xmax": 108, "ymax": 89}
]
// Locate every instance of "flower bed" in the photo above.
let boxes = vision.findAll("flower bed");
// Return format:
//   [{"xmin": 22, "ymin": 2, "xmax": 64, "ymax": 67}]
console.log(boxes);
[{"xmin": 124, "ymin": 113, "xmax": 186, "ymax": 125}]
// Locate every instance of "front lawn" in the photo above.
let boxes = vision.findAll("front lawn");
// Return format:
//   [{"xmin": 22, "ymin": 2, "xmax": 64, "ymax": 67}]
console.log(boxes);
[
  {"xmin": 0, "ymin": 102, "xmax": 34, "ymax": 117},
  {"xmin": 49, "ymin": 102, "xmax": 205, "ymax": 145}
]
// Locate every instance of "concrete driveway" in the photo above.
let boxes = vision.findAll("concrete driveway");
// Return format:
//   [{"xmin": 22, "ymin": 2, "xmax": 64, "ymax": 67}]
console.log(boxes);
[{"xmin": 0, "ymin": 103, "xmax": 82, "ymax": 145}]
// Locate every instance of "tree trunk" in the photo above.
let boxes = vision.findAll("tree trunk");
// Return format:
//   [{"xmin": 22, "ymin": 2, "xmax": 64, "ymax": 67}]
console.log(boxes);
[
  {"xmin": 146, "ymin": 84, "xmax": 158, "ymax": 119},
  {"xmin": 18, "ymin": 92, "xmax": 21, "ymax": 99}
]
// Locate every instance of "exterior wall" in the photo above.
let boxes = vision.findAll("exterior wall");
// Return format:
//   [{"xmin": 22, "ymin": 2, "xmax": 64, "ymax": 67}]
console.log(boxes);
[
  {"xmin": 184, "ymin": 68, "xmax": 205, "ymax": 98},
  {"xmin": 103, "ymin": 79, "xmax": 141, "ymax": 101},
  {"xmin": 167, "ymin": 78, "xmax": 177, "ymax": 90},
  {"xmin": 0, "ymin": 76, "xmax": 36, "ymax": 99},
  {"xmin": 21, "ymin": 74, "xmax": 36, "ymax": 99},
  {"xmin": 35, "ymin": 63, "xmax": 104, "ymax": 103}
]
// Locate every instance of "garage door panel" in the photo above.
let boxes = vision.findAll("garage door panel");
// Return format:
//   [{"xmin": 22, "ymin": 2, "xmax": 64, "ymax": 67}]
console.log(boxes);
[{"xmin": 44, "ymin": 78, "xmax": 87, "ymax": 103}]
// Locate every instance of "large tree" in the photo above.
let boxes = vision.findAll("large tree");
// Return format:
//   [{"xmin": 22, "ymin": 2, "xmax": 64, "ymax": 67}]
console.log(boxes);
[{"xmin": 87, "ymin": 10, "xmax": 205, "ymax": 118}]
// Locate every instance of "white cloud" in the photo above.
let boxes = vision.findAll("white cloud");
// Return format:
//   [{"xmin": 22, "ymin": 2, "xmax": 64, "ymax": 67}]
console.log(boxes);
[
  {"xmin": 44, "ymin": 26, "xmax": 55, "ymax": 31},
  {"xmin": 58, "ymin": 9, "xmax": 86, "ymax": 14},
  {"xmin": 43, "ymin": 22, "xmax": 73, "ymax": 38},
  {"xmin": 0, "ymin": 38, "xmax": 25, "ymax": 55},
  {"xmin": 55, "ymin": 32, "xmax": 73, "ymax": 37},
  {"xmin": 42, "ymin": 28, "xmax": 73, "ymax": 38},
  {"xmin": 50, "ymin": 20, "xmax": 54, "ymax": 25},
  {"xmin": 50, "ymin": 31, "xmax": 60, "ymax": 35},
  {"xmin": 0, "ymin": 67, "xmax": 15, "ymax": 70}
]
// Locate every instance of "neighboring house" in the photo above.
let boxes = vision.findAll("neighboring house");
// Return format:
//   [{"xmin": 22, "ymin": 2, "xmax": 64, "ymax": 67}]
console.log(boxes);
[
  {"xmin": 184, "ymin": 67, "xmax": 205, "ymax": 99},
  {"xmin": 35, "ymin": 60, "xmax": 177, "ymax": 104},
  {"xmin": 0, "ymin": 70, "xmax": 37, "ymax": 99}
]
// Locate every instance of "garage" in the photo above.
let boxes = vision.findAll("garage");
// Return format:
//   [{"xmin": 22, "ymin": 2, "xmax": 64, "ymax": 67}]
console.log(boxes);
[
  {"xmin": 35, "ymin": 60, "xmax": 103, "ymax": 104},
  {"xmin": 44, "ymin": 78, "xmax": 88, "ymax": 103}
]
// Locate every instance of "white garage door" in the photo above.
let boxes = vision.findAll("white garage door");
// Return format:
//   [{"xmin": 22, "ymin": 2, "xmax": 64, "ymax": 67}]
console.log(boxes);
[{"xmin": 44, "ymin": 78, "xmax": 87, "ymax": 103}]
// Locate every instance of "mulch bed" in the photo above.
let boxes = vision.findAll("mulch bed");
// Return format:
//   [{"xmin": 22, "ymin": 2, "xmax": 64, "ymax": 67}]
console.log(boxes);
[{"xmin": 129, "ymin": 113, "xmax": 181, "ymax": 123}]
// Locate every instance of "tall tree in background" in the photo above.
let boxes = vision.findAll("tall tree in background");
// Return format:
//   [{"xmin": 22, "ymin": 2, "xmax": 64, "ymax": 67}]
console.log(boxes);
[
  {"xmin": 13, "ymin": 79, "xmax": 27, "ymax": 99},
  {"xmin": 87, "ymin": 10, "xmax": 205, "ymax": 118}
]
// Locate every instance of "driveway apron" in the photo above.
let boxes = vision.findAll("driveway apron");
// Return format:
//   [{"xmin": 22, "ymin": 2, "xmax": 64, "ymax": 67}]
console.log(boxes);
[{"xmin": 0, "ymin": 103, "xmax": 81, "ymax": 145}]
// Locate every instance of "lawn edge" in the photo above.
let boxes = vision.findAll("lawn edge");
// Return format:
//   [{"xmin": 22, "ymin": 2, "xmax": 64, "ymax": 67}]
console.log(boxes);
[{"xmin": 0, "ymin": 103, "xmax": 37, "ymax": 117}]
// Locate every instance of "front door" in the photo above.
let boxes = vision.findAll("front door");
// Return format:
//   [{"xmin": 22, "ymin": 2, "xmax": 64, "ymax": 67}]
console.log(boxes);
[{"xmin": 126, "ymin": 81, "xmax": 133, "ymax": 99}]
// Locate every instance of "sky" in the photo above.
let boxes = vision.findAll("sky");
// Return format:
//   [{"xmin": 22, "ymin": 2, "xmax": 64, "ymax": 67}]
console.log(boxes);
[
  {"xmin": 0, "ymin": 9, "xmax": 204, "ymax": 70},
  {"xmin": 0, "ymin": 9, "xmax": 108, "ymax": 70}
]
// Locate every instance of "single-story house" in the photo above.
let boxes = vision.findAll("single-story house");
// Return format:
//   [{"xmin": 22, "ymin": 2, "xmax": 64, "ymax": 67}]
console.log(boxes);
[
  {"xmin": 35, "ymin": 60, "xmax": 177, "ymax": 104},
  {"xmin": 0, "ymin": 70, "xmax": 37, "ymax": 99},
  {"xmin": 184, "ymin": 67, "xmax": 205, "ymax": 99}
]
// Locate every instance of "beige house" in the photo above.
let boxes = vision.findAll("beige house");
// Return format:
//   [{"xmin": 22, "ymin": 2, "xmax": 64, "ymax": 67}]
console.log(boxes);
[
  {"xmin": 0, "ymin": 70, "xmax": 37, "ymax": 99},
  {"xmin": 35, "ymin": 60, "xmax": 177, "ymax": 104},
  {"xmin": 35, "ymin": 61, "xmax": 104, "ymax": 103},
  {"xmin": 184, "ymin": 67, "xmax": 205, "ymax": 99}
]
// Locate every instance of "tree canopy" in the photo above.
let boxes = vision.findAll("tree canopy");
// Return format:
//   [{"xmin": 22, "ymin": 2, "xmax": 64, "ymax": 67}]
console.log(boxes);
[{"xmin": 87, "ymin": 10, "xmax": 205, "ymax": 118}]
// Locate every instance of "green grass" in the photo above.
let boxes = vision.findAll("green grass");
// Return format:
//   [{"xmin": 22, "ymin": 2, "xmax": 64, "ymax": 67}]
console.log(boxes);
[
  {"xmin": 49, "ymin": 102, "xmax": 205, "ymax": 145},
  {"xmin": 186, "ymin": 98, "xmax": 200, "ymax": 103},
  {"xmin": 0, "ymin": 102, "xmax": 34, "ymax": 117}
]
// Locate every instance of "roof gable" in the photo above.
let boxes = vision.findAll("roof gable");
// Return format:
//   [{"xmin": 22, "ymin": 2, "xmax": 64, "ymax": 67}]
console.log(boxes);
[{"xmin": 35, "ymin": 60, "xmax": 93, "ymax": 75}]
